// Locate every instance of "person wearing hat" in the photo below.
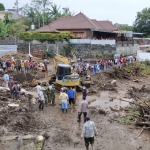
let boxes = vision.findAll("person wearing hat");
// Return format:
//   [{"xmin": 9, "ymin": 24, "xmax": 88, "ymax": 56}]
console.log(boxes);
[
  {"xmin": 3, "ymin": 72, "xmax": 9, "ymax": 88},
  {"xmin": 81, "ymin": 116, "xmax": 98, "ymax": 150},
  {"xmin": 8, "ymin": 76, "xmax": 14, "ymax": 98},
  {"xmin": 77, "ymin": 97, "xmax": 88, "ymax": 122},
  {"xmin": 82, "ymin": 86, "xmax": 87, "ymax": 100},
  {"xmin": 38, "ymin": 87, "xmax": 45, "ymax": 110},
  {"xmin": 59, "ymin": 89, "xmax": 68, "ymax": 112}
]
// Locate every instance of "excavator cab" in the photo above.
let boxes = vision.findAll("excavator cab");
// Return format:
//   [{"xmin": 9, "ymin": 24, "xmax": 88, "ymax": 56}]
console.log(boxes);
[
  {"xmin": 56, "ymin": 64, "xmax": 71, "ymax": 80},
  {"xmin": 56, "ymin": 64, "xmax": 80, "ymax": 87}
]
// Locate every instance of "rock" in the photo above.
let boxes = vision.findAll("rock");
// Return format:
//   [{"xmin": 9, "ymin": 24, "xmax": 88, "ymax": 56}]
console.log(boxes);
[
  {"xmin": 114, "ymin": 112, "xmax": 120, "ymax": 117},
  {"xmin": 98, "ymin": 108, "xmax": 106, "ymax": 115},
  {"xmin": 111, "ymin": 80, "xmax": 117, "ymax": 86},
  {"xmin": 36, "ymin": 135, "xmax": 44, "ymax": 141},
  {"xmin": 42, "ymin": 132, "xmax": 50, "ymax": 139}
]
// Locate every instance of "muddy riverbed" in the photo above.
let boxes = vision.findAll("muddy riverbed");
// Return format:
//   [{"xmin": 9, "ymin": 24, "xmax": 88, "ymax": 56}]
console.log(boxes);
[{"xmin": 1, "ymin": 72, "xmax": 150, "ymax": 149}]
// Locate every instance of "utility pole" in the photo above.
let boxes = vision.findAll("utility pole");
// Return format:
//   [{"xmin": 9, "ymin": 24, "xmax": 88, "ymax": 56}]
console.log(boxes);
[{"xmin": 14, "ymin": 0, "xmax": 19, "ymax": 19}]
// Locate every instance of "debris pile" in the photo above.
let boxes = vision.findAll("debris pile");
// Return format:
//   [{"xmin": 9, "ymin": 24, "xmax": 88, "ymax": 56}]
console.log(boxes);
[
  {"xmin": 135, "ymin": 101, "xmax": 150, "ymax": 127},
  {"xmin": 0, "ymin": 106, "xmax": 44, "ymax": 135},
  {"xmin": 103, "ymin": 63, "xmax": 141, "ymax": 79},
  {"xmin": 118, "ymin": 85, "xmax": 150, "ymax": 129},
  {"xmin": 126, "ymin": 85, "xmax": 150, "ymax": 100},
  {"xmin": 88, "ymin": 73, "xmax": 117, "ymax": 95}
]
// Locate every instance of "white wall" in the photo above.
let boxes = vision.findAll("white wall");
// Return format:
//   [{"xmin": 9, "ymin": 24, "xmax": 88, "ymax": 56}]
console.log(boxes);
[
  {"xmin": 69, "ymin": 39, "xmax": 116, "ymax": 45},
  {"xmin": 137, "ymin": 50, "xmax": 150, "ymax": 61},
  {"xmin": 0, "ymin": 45, "xmax": 17, "ymax": 57}
]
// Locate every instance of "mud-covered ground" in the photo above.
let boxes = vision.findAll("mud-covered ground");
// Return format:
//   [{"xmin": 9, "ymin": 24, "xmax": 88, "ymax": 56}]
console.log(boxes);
[{"xmin": 0, "ymin": 60, "xmax": 150, "ymax": 150}]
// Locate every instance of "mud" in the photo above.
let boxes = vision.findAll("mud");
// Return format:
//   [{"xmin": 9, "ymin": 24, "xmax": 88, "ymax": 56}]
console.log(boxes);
[{"xmin": 1, "ymin": 60, "xmax": 150, "ymax": 150}]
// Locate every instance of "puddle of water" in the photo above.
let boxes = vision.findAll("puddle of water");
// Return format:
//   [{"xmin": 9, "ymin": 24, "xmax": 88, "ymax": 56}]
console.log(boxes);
[{"xmin": 88, "ymin": 91, "xmax": 129, "ymax": 111}]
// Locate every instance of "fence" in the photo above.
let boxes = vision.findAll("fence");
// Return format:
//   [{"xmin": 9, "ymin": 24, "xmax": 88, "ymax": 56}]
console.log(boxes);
[{"xmin": 69, "ymin": 39, "xmax": 116, "ymax": 45}]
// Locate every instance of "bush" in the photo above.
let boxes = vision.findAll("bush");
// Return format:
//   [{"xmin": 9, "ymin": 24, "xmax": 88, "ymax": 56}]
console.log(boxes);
[{"xmin": 18, "ymin": 31, "xmax": 70, "ymax": 42}]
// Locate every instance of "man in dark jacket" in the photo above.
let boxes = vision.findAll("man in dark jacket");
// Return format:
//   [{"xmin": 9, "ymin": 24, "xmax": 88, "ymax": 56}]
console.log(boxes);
[
  {"xmin": 8, "ymin": 76, "xmax": 14, "ymax": 98},
  {"xmin": 82, "ymin": 86, "xmax": 87, "ymax": 99}
]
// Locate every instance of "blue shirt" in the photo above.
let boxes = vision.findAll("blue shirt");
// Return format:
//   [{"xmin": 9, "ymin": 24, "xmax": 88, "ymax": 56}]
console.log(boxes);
[
  {"xmin": 3, "ymin": 74, "xmax": 9, "ymax": 81},
  {"xmin": 67, "ymin": 90, "xmax": 75, "ymax": 98}
]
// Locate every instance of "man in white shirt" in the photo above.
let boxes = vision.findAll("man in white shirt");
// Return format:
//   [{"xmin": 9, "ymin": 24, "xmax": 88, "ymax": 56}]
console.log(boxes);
[
  {"xmin": 59, "ymin": 89, "xmax": 68, "ymax": 112},
  {"xmin": 38, "ymin": 88, "xmax": 45, "ymax": 110},
  {"xmin": 36, "ymin": 83, "xmax": 42, "ymax": 94},
  {"xmin": 81, "ymin": 116, "xmax": 97, "ymax": 150}
]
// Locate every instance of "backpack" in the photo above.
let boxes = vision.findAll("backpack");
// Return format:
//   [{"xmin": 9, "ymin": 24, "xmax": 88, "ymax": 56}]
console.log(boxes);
[{"xmin": 13, "ymin": 84, "xmax": 21, "ymax": 92}]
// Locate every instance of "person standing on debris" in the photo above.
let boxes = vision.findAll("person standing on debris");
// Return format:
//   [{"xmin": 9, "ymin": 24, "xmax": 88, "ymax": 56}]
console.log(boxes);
[
  {"xmin": 2, "ymin": 60, "xmax": 7, "ymax": 71},
  {"xmin": 12, "ymin": 81, "xmax": 21, "ymax": 100},
  {"xmin": 46, "ymin": 84, "xmax": 52, "ymax": 104},
  {"xmin": 82, "ymin": 86, "xmax": 87, "ymax": 99},
  {"xmin": 44, "ymin": 59, "xmax": 48, "ymax": 71},
  {"xmin": 67, "ymin": 87, "xmax": 75, "ymax": 108},
  {"xmin": 59, "ymin": 89, "xmax": 69, "ymax": 112},
  {"xmin": 3, "ymin": 72, "xmax": 9, "ymax": 88},
  {"xmin": 36, "ymin": 83, "xmax": 42, "ymax": 95},
  {"xmin": 8, "ymin": 76, "xmax": 14, "ymax": 98},
  {"xmin": 16, "ymin": 59, "xmax": 21, "ymax": 71},
  {"xmin": 38, "ymin": 88, "xmax": 45, "ymax": 110},
  {"xmin": 20, "ymin": 60, "xmax": 25, "ymax": 72},
  {"xmin": 50, "ymin": 84, "xmax": 55, "ymax": 106},
  {"xmin": 43, "ymin": 84, "xmax": 48, "ymax": 106},
  {"xmin": 77, "ymin": 97, "xmax": 88, "ymax": 122},
  {"xmin": 81, "ymin": 116, "xmax": 98, "ymax": 150}
]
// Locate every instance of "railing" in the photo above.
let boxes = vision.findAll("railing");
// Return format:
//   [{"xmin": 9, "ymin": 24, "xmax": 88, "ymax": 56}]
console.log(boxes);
[
  {"xmin": 69, "ymin": 39, "xmax": 116, "ymax": 45},
  {"xmin": 116, "ymin": 41, "xmax": 134, "ymax": 47}
]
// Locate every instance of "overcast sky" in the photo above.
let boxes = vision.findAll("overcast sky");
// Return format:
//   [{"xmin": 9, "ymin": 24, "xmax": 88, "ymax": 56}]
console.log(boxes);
[{"xmin": 1, "ymin": 0, "xmax": 150, "ymax": 25}]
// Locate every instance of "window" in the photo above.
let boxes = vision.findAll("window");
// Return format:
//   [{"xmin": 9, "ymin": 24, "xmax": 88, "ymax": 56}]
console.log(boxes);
[
  {"xmin": 79, "ymin": 32, "xmax": 84, "ymax": 38},
  {"xmin": 65, "ymin": 67, "xmax": 71, "ymax": 75},
  {"xmin": 73, "ymin": 32, "xmax": 78, "ymax": 38}
]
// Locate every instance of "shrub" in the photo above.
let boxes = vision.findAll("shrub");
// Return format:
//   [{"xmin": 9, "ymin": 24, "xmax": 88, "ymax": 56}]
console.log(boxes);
[{"xmin": 18, "ymin": 31, "xmax": 70, "ymax": 42}]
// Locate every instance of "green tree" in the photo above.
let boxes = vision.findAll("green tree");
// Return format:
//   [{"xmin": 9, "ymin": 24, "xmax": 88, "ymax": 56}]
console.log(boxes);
[
  {"xmin": 116, "ymin": 25, "xmax": 134, "ymax": 31},
  {"xmin": 0, "ymin": 3, "xmax": 5, "ymax": 11},
  {"xmin": 7, "ymin": 20, "xmax": 29, "ymax": 35},
  {"xmin": 50, "ymin": 4, "xmax": 62, "ymax": 21},
  {"xmin": 0, "ymin": 20, "xmax": 7, "ymax": 36},
  {"xmin": 133, "ymin": 7, "xmax": 150, "ymax": 37},
  {"xmin": 3, "ymin": 14, "xmax": 10, "ymax": 25},
  {"xmin": 62, "ymin": 7, "xmax": 74, "ymax": 17}
]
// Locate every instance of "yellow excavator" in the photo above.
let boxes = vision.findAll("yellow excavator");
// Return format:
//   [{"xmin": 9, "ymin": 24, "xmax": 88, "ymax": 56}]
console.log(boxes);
[{"xmin": 49, "ymin": 54, "xmax": 81, "ymax": 90}]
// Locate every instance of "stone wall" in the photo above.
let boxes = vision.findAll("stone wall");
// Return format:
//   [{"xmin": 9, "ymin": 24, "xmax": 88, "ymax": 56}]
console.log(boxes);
[
  {"xmin": 17, "ymin": 40, "xmax": 116, "ymax": 58},
  {"xmin": 116, "ymin": 44, "xmax": 139, "ymax": 55},
  {"xmin": 0, "ymin": 37, "xmax": 141, "ymax": 57},
  {"xmin": 0, "ymin": 37, "xmax": 18, "ymax": 45}
]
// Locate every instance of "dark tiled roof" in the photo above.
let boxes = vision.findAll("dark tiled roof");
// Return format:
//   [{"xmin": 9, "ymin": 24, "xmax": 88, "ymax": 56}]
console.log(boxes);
[
  {"xmin": 98, "ymin": 21, "xmax": 118, "ymax": 31},
  {"xmin": 48, "ymin": 12, "xmax": 118, "ymax": 31},
  {"xmin": 35, "ymin": 25, "xmax": 59, "ymax": 32}
]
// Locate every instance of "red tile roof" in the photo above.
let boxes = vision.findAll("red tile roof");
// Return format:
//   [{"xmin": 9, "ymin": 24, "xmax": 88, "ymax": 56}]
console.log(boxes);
[
  {"xmin": 49, "ymin": 12, "xmax": 118, "ymax": 31},
  {"xmin": 35, "ymin": 25, "xmax": 59, "ymax": 32},
  {"xmin": 98, "ymin": 21, "xmax": 118, "ymax": 31}
]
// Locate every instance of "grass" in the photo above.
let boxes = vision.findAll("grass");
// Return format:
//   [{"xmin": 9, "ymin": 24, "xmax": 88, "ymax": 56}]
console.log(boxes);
[{"xmin": 117, "ymin": 105, "xmax": 140, "ymax": 125}]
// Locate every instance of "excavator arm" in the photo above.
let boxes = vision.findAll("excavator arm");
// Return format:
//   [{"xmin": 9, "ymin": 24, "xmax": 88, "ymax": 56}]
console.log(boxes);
[{"xmin": 53, "ymin": 54, "xmax": 70, "ymax": 73}]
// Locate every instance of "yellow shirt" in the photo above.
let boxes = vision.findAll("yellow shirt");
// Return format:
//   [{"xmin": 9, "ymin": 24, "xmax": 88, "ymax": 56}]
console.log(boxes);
[{"xmin": 21, "ymin": 62, "xmax": 25, "ymax": 68}]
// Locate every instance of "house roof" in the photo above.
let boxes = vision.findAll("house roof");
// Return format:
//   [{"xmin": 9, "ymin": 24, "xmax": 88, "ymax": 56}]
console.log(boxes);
[
  {"xmin": 98, "ymin": 21, "xmax": 118, "ymax": 31},
  {"xmin": 49, "ymin": 12, "xmax": 118, "ymax": 31},
  {"xmin": 35, "ymin": 25, "xmax": 59, "ymax": 33}
]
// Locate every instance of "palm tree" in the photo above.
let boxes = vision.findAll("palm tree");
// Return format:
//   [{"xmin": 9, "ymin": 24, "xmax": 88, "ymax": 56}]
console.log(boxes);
[{"xmin": 50, "ymin": 4, "xmax": 62, "ymax": 21}]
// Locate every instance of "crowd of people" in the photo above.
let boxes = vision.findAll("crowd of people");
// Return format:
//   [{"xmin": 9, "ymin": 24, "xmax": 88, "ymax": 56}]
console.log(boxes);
[
  {"xmin": 35, "ymin": 82, "xmax": 96, "ymax": 150},
  {"xmin": 0, "ymin": 57, "xmax": 49, "ymax": 73},
  {"xmin": 71, "ymin": 55, "xmax": 136, "ymax": 76},
  {"xmin": 3, "ymin": 72, "xmax": 21, "ymax": 100}
]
